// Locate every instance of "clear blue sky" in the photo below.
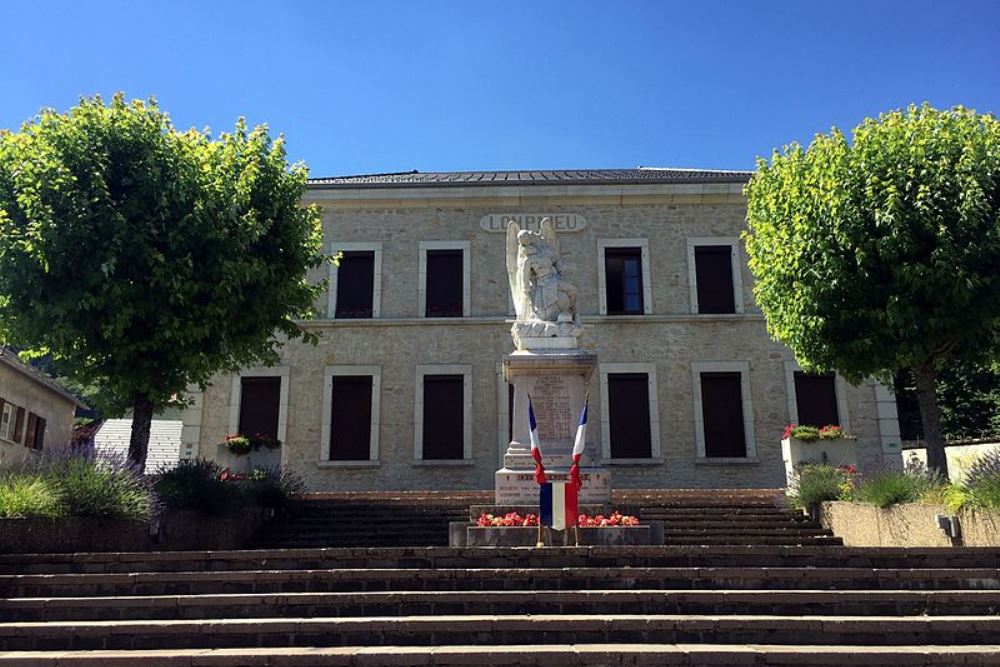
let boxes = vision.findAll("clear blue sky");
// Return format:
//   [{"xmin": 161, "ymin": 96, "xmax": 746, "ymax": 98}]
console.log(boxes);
[{"xmin": 1, "ymin": 1, "xmax": 997, "ymax": 176}]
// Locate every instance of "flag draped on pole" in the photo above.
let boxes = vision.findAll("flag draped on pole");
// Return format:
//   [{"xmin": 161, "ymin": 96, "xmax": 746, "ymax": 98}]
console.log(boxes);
[
  {"xmin": 539, "ymin": 481, "xmax": 578, "ymax": 530},
  {"xmin": 569, "ymin": 398, "xmax": 588, "ymax": 491},
  {"xmin": 528, "ymin": 396, "xmax": 546, "ymax": 485}
]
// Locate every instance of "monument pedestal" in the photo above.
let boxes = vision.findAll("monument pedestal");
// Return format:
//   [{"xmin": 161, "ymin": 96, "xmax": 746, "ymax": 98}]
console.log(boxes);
[{"xmin": 495, "ymin": 349, "xmax": 611, "ymax": 504}]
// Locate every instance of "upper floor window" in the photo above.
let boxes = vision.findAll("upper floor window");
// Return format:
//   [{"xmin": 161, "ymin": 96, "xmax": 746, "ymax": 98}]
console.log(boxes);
[
  {"xmin": 687, "ymin": 238, "xmax": 744, "ymax": 315},
  {"xmin": 328, "ymin": 242, "xmax": 382, "ymax": 319},
  {"xmin": 419, "ymin": 241, "xmax": 470, "ymax": 318},
  {"xmin": 599, "ymin": 239, "xmax": 651, "ymax": 316}
]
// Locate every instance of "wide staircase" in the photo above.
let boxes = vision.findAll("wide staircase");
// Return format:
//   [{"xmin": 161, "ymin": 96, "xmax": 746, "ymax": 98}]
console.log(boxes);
[
  {"xmin": 251, "ymin": 488, "xmax": 841, "ymax": 548},
  {"xmin": 2, "ymin": 490, "xmax": 999, "ymax": 665}
]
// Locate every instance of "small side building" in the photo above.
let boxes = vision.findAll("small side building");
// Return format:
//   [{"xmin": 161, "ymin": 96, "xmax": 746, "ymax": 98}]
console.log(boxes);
[{"xmin": 0, "ymin": 346, "xmax": 83, "ymax": 469}]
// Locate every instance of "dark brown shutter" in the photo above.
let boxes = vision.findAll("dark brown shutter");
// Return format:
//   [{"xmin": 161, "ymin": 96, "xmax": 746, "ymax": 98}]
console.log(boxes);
[
  {"xmin": 608, "ymin": 373, "xmax": 653, "ymax": 458},
  {"xmin": 13, "ymin": 407, "xmax": 25, "ymax": 443},
  {"xmin": 422, "ymin": 374, "xmax": 464, "ymax": 460},
  {"xmin": 425, "ymin": 249, "xmax": 463, "ymax": 317},
  {"xmin": 604, "ymin": 248, "xmax": 644, "ymax": 315},
  {"xmin": 238, "ymin": 377, "xmax": 281, "ymax": 441},
  {"xmin": 335, "ymin": 251, "xmax": 375, "ymax": 318},
  {"xmin": 794, "ymin": 371, "xmax": 840, "ymax": 427},
  {"xmin": 700, "ymin": 372, "xmax": 747, "ymax": 457},
  {"xmin": 0, "ymin": 398, "xmax": 6, "ymax": 440},
  {"xmin": 24, "ymin": 412, "xmax": 37, "ymax": 450},
  {"xmin": 694, "ymin": 245, "xmax": 736, "ymax": 314},
  {"xmin": 329, "ymin": 375, "xmax": 373, "ymax": 461},
  {"xmin": 33, "ymin": 416, "xmax": 46, "ymax": 450}
]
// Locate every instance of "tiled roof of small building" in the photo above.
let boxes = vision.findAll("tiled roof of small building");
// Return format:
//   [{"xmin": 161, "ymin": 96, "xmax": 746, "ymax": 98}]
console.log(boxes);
[
  {"xmin": 308, "ymin": 167, "xmax": 752, "ymax": 188},
  {"xmin": 0, "ymin": 346, "xmax": 86, "ymax": 407}
]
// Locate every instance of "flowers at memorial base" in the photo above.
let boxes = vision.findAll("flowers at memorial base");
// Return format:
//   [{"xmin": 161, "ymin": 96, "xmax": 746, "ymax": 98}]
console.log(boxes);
[
  {"xmin": 577, "ymin": 511, "xmax": 640, "ymax": 527},
  {"xmin": 477, "ymin": 512, "xmax": 539, "ymax": 527},
  {"xmin": 474, "ymin": 511, "xmax": 641, "ymax": 527}
]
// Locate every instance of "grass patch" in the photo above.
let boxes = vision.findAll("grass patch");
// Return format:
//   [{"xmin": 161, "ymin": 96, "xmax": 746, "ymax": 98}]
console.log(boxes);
[
  {"xmin": 0, "ymin": 475, "xmax": 66, "ymax": 518},
  {"xmin": 787, "ymin": 464, "xmax": 851, "ymax": 509}
]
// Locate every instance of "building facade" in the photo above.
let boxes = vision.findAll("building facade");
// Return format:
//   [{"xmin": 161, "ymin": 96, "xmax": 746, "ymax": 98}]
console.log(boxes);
[{"xmin": 185, "ymin": 168, "xmax": 902, "ymax": 491}]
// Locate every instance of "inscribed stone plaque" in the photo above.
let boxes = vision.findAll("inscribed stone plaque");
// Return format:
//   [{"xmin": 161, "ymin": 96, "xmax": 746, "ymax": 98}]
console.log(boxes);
[{"xmin": 532, "ymin": 375, "xmax": 571, "ymax": 441}]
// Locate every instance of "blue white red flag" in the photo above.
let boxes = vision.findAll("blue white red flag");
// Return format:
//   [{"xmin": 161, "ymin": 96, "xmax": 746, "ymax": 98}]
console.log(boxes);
[
  {"xmin": 540, "ymin": 481, "xmax": 579, "ymax": 530},
  {"xmin": 569, "ymin": 399, "xmax": 588, "ymax": 491},
  {"xmin": 528, "ymin": 395, "xmax": 546, "ymax": 485}
]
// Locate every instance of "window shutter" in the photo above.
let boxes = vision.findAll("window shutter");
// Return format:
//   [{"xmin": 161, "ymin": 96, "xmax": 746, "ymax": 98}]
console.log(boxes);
[
  {"xmin": 694, "ymin": 245, "xmax": 736, "ymax": 314},
  {"xmin": 794, "ymin": 372, "xmax": 840, "ymax": 427},
  {"xmin": 608, "ymin": 373, "xmax": 653, "ymax": 458},
  {"xmin": 700, "ymin": 372, "xmax": 747, "ymax": 457},
  {"xmin": 329, "ymin": 375, "xmax": 373, "ymax": 461},
  {"xmin": 238, "ymin": 377, "xmax": 282, "ymax": 441},
  {"xmin": 422, "ymin": 375, "xmax": 464, "ymax": 460},
  {"xmin": 24, "ymin": 413, "xmax": 38, "ymax": 450},
  {"xmin": 13, "ymin": 407, "xmax": 25, "ymax": 443},
  {"xmin": 335, "ymin": 251, "xmax": 376, "ymax": 318},
  {"xmin": 33, "ymin": 416, "xmax": 46, "ymax": 450},
  {"xmin": 425, "ymin": 249, "xmax": 464, "ymax": 317}
]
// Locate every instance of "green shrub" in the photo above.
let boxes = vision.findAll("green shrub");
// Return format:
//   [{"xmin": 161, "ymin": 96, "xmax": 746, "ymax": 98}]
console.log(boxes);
[
  {"xmin": 0, "ymin": 475, "xmax": 67, "ymax": 518},
  {"xmin": 962, "ymin": 450, "xmax": 1000, "ymax": 511},
  {"xmin": 31, "ymin": 448, "xmax": 153, "ymax": 520},
  {"xmin": 852, "ymin": 463, "xmax": 944, "ymax": 508},
  {"xmin": 238, "ymin": 466, "xmax": 304, "ymax": 510},
  {"xmin": 154, "ymin": 459, "xmax": 242, "ymax": 515},
  {"xmin": 788, "ymin": 464, "xmax": 850, "ymax": 509}
]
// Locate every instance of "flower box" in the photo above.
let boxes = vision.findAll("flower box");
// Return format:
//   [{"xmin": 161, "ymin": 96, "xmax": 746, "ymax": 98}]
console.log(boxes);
[{"xmin": 782, "ymin": 435, "xmax": 858, "ymax": 490}]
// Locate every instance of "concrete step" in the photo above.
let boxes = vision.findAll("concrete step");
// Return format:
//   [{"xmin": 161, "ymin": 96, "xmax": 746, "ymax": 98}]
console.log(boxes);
[
  {"xmin": 5, "ymin": 589, "xmax": 1000, "ymax": 622},
  {"xmin": 5, "ymin": 614, "xmax": 1000, "ymax": 650},
  {"xmin": 3, "ymin": 644, "xmax": 1000, "ymax": 666},
  {"xmin": 6, "ymin": 567, "xmax": 1000, "ymax": 598},
  {"xmin": 4, "ymin": 546, "xmax": 1000, "ymax": 575}
]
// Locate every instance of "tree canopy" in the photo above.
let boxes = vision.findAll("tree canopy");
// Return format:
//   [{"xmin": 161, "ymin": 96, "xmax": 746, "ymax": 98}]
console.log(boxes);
[
  {"xmin": 744, "ymin": 104, "xmax": 1000, "ymax": 475},
  {"xmin": 0, "ymin": 94, "xmax": 326, "ymax": 469}
]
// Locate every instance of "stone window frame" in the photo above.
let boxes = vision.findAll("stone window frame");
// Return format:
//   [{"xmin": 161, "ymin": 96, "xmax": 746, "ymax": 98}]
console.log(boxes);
[
  {"xmin": 327, "ymin": 241, "xmax": 383, "ymax": 319},
  {"xmin": 418, "ymin": 241, "xmax": 471, "ymax": 318},
  {"xmin": 413, "ymin": 364, "xmax": 473, "ymax": 466},
  {"xmin": 783, "ymin": 360, "xmax": 852, "ymax": 434},
  {"xmin": 686, "ymin": 237, "xmax": 745, "ymax": 315},
  {"xmin": 598, "ymin": 362, "xmax": 662, "ymax": 464},
  {"xmin": 228, "ymin": 366, "xmax": 290, "ymax": 467},
  {"xmin": 691, "ymin": 360, "xmax": 758, "ymax": 462},
  {"xmin": 597, "ymin": 239, "xmax": 653, "ymax": 316},
  {"xmin": 318, "ymin": 365, "xmax": 382, "ymax": 468},
  {"xmin": 0, "ymin": 402, "xmax": 15, "ymax": 444}
]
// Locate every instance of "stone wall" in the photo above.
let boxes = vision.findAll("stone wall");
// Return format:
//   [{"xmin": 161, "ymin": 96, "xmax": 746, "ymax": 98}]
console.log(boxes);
[
  {"xmin": 820, "ymin": 501, "xmax": 1000, "ymax": 547},
  {"xmin": 192, "ymin": 184, "xmax": 898, "ymax": 491},
  {"xmin": 0, "ymin": 362, "xmax": 76, "ymax": 469}
]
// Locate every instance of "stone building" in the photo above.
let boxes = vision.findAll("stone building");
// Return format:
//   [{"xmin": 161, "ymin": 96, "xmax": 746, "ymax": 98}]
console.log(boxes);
[
  {"xmin": 185, "ymin": 168, "xmax": 901, "ymax": 491},
  {"xmin": 0, "ymin": 346, "xmax": 82, "ymax": 469}
]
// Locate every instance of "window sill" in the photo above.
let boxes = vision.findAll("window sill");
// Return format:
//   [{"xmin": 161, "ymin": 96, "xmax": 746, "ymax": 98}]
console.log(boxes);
[
  {"xmin": 316, "ymin": 460, "xmax": 380, "ymax": 468},
  {"xmin": 0, "ymin": 436, "xmax": 21, "ymax": 448},
  {"xmin": 695, "ymin": 457, "xmax": 760, "ymax": 465},
  {"xmin": 606, "ymin": 457, "xmax": 663, "ymax": 466},
  {"xmin": 412, "ymin": 459, "xmax": 475, "ymax": 467}
]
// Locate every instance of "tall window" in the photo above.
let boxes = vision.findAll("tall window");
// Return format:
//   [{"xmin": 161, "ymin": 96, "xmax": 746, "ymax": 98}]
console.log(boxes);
[
  {"xmin": 694, "ymin": 245, "xmax": 736, "ymax": 314},
  {"xmin": 335, "ymin": 250, "xmax": 376, "ymax": 318},
  {"xmin": 238, "ymin": 376, "xmax": 281, "ymax": 441},
  {"xmin": 607, "ymin": 373, "xmax": 653, "ymax": 458},
  {"xmin": 700, "ymin": 371, "xmax": 747, "ymax": 457},
  {"xmin": 329, "ymin": 375, "xmax": 374, "ymax": 461},
  {"xmin": 0, "ymin": 401, "xmax": 12, "ymax": 441},
  {"xmin": 421, "ymin": 374, "xmax": 465, "ymax": 460},
  {"xmin": 425, "ymin": 249, "xmax": 464, "ymax": 317},
  {"xmin": 604, "ymin": 248, "xmax": 644, "ymax": 315},
  {"xmin": 794, "ymin": 371, "xmax": 839, "ymax": 427}
]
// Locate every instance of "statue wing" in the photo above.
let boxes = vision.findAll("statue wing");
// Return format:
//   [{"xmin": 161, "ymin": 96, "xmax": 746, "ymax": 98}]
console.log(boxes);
[
  {"xmin": 540, "ymin": 217, "xmax": 560, "ymax": 258},
  {"xmin": 505, "ymin": 221, "xmax": 525, "ymax": 319}
]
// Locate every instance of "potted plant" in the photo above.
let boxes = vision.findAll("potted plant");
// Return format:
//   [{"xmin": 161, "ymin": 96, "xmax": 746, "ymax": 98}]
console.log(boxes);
[
  {"xmin": 224, "ymin": 435, "xmax": 251, "ymax": 456},
  {"xmin": 781, "ymin": 424, "xmax": 858, "ymax": 489}
]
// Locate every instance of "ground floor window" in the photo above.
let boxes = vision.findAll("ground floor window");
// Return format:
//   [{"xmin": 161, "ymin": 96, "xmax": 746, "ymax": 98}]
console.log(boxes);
[
  {"xmin": 608, "ymin": 373, "xmax": 653, "ymax": 458},
  {"xmin": 693, "ymin": 361, "xmax": 756, "ymax": 460},
  {"xmin": 794, "ymin": 371, "xmax": 839, "ymax": 427},
  {"xmin": 329, "ymin": 375, "xmax": 374, "ymax": 461},
  {"xmin": 238, "ymin": 376, "xmax": 281, "ymax": 441},
  {"xmin": 415, "ymin": 365, "xmax": 472, "ymax": 462}
]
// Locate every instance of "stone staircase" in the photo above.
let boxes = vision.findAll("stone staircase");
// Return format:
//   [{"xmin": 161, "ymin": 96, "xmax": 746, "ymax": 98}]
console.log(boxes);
[
  {"xmin": 251, "ymin": 488, "xmax": 841, "ymax": 548},
  {"xmin": 2, "ymin": 544, "xmax": 1000, "ymax": 664}
]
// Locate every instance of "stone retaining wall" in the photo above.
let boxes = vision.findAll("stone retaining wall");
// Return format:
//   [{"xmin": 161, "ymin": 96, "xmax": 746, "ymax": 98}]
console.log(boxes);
[{"xmin": 819, "ymin": 501, "xmax": 1000, "ymax": 547}]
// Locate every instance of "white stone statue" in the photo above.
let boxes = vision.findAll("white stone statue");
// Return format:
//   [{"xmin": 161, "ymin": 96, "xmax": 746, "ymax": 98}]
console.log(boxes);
[{"xmin": 506, "ymin": 218, "xmax": 583, "ymax": 349}]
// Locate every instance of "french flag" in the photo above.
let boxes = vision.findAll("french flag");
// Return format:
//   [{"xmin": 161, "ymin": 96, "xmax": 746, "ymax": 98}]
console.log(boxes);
[
  {"xmin": 569, "ymin": 399, "xmax": 588, "ymax": 490},
  {"xmin": 540, "ymin": 481, "xmax": 578, "ymax": 530},
  {"xmin": 528, "ymin": 396, "xmax": 546, "ymax": 485}
]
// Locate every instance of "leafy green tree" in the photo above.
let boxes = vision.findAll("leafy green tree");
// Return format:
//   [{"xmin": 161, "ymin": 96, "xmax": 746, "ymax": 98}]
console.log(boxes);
[
  {"xmin": 744, "ymin": 104, "xmax": 1000, "ymax": 477},
  {"xmin": 0, "ymin": 95, "xmax": 326, "ymax": 471}
]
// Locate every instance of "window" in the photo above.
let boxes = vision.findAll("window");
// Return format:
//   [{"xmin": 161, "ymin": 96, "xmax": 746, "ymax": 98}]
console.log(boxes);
[
  {"xmin": 607, "ymin": 374, "xmax": 653, "ymax": 458},
  {"xmin": 0, "ymin": 400, "xmax": 12, "ymax": 441},
  {"xmin": 32, "ymin": 416, "xmax": 45, "ymax": 450},
  {"xmin": 328, "ymin": 375, "xmax": 374, "ymax": 461},
  {"xmin": 598, "ymin": 239, "xmax": 651, "ymax": 316},
  {"xmin": 12, "ymin": 407, "xmax": 24, "ymax": 445},
  {"xmin": 238, "ymin": 376, "xmax": 281, "ymax": 441},
  {"xmin": 599, "ymin": 362, "xmax": 661, "ymax": 462},
  {"xmin": 415, "ymin": 365, "xmax": 472, "ymax": 463},
  {"xmin": 694, "ymin": 246, "xmax": 736, "ymax": 314},
  {"xmin": 335, "ymin": 251, "xmax": 376, "ymax": 318},
  {"xmin": 605, "ymin": 248, "xmax": 644, "ymax": 315},
  {"xmin": 794, "ymin": 371, "xmax": 840, "ymax": 427},
  {"xmin": 687, "ymin": 238, "xmax": 744, "ymax": 314},
  {"xmin": 420, "ymin": 242, "xmax": 470, "ymax": 317},
  {"xmin": 699, "ymin": 372, "xmax": 747, "ymax": 458}
]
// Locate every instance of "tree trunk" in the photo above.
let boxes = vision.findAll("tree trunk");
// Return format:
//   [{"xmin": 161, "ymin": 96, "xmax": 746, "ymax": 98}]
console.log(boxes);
[
  {"xmin": 914, "ymin": 361, "xmax": 949, "ymax": 478},
  {"xmin": 128, "ymin": 395, "xmax": 154, "ymax": 474}
]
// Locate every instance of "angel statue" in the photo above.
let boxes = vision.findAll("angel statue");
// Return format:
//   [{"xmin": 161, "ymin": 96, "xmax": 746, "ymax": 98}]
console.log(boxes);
[{"xmin": 505, "ymin": 218, "xmax": 583, "ymax": 348}]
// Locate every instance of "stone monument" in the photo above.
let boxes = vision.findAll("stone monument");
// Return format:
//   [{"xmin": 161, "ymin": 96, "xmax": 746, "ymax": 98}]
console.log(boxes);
[{"xmin": 496, "ymin": 219, "xmax": 611, "ymax": 504}]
